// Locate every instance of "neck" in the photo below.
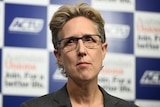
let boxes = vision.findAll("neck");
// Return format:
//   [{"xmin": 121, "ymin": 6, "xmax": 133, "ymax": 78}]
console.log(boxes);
[{"xmin": 67, "ymin": 78, "xmax": 103, "ymax": 106}]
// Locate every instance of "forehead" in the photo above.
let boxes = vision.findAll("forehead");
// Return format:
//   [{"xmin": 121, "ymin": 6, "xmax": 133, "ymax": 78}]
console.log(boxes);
[{"xmin": 59, "ymin": 16, "xmax": 98, "ymax": 39}]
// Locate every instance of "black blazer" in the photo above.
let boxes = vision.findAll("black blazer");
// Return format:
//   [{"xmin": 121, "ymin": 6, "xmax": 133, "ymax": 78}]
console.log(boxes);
[{"xmin": 21, "ymin": 84, "xmax": 138, "ymax": 107}]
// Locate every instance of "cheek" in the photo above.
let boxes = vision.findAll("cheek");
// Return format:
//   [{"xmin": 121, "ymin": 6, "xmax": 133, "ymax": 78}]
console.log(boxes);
[
  {"xmin": 61, "ymin": 53, "xmax": 76, "ymax": 67},
  {"xmin": 92, "ymin": 49, "xmax": 104, "ymax": 64}
]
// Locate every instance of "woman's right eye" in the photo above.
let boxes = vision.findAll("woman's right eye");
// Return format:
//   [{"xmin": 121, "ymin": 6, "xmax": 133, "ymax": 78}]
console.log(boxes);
[
  {"xmin": 67, "ymin": 39, "xmax": 75, "ymax": 43},
  {"xmin": 64, "ymin": 38, "xmax": 76, "ymax": 46}
]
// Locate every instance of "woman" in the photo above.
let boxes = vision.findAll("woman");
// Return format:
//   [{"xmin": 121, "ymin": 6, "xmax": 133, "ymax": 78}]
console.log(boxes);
[{"xmin": 21, "ymin": 3, "xmax": 138, "ymax": 107}]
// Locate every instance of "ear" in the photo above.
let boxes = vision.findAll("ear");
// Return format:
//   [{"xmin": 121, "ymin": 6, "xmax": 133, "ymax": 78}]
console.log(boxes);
[
  {"xmin": 101, "ymin": 42, "xmax": 108, "ymax": 59},
  {"xmin": 54, "ymin": 49, "xmax": 62, "ymax": 65}
]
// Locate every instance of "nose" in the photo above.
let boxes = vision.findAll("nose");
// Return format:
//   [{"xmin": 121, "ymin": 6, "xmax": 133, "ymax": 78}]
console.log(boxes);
[{"xmin": 76, "ymin": 39, "xmax": 86, "ymax": 57}]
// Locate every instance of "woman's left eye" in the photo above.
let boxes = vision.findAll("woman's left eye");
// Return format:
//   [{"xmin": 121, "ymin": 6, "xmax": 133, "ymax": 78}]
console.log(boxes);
[{"xmin": 85, "ymin": 36, "xmax": 94, "ymax": 42}]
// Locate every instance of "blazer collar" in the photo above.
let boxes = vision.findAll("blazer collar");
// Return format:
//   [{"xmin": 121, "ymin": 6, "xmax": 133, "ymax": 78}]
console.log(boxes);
[
  {"xmin": 99, "ymin": 85, "xmax": 119, "ymax": 107},
  {"xmin": 53, "ymin": 84, "xmax": 72, "ymax": 107},
  {"xmin": 53, "ymin": 84, "xmax": 119, "ymax": 107}
]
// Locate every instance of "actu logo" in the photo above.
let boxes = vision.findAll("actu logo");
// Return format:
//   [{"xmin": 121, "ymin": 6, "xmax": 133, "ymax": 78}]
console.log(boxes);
[
  {"xmin": 105, "ymin": 24, "xmax": 130, "ymax": 39},
  {"xmin": 140, "ymin": 70, "xmax": 160, "ymax": 85},
  {"xmin": 8, "ymin": 17, "xmax": 44, "ymax": 33}
]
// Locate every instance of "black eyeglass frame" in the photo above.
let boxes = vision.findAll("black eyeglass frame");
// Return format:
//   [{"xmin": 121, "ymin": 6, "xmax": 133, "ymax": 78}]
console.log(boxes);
[{"xmin": 56, "ymin": 34, "xmax": 102, "ymax": 50}]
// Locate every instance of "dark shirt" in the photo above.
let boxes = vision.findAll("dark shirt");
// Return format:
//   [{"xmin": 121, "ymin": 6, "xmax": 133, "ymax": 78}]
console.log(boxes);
[{"xmin": 21, "ymin": 84, "xmax": 138, "ymax": 107}]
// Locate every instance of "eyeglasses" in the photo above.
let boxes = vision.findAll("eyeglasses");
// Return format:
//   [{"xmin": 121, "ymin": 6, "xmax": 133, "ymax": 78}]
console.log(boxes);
[{"xmin": 57, "ymin": 34, "xmax": 102, "ymax": 52}]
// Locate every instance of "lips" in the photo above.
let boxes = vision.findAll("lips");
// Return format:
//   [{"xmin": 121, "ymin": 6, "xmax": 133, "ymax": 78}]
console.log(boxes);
[{"xmin": 76, "ymin": 62, "xmax": 90, "ymax": 66}]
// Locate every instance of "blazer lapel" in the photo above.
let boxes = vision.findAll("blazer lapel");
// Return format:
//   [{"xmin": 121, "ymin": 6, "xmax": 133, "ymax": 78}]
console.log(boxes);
[
  {"xmin": 53, "ymin": 84, "xmax": 72, "ymax": 107},
  {"xmin": 99, "ymin": 85, "xmax": 118, "ymax": 107}
]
